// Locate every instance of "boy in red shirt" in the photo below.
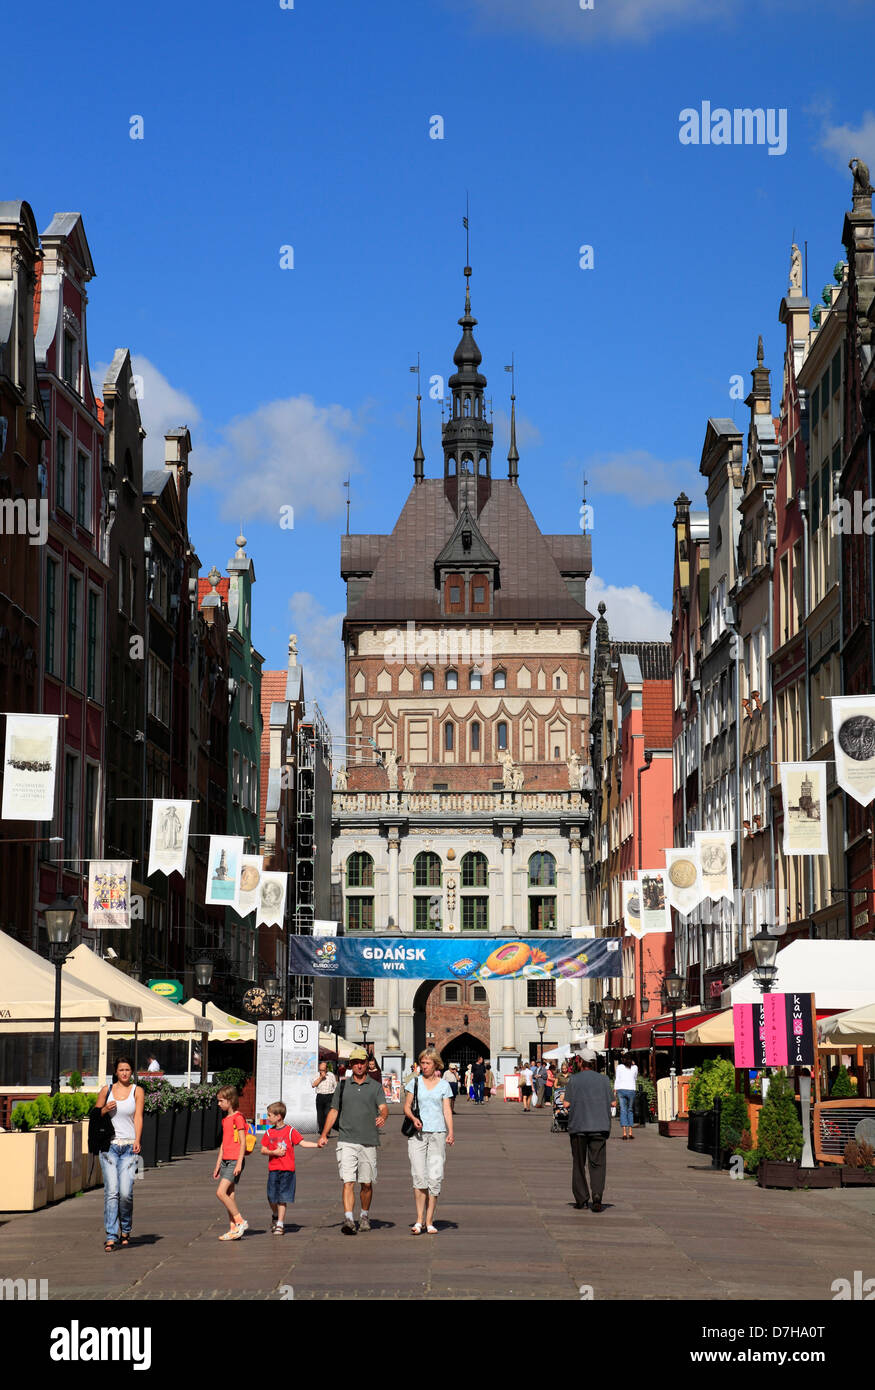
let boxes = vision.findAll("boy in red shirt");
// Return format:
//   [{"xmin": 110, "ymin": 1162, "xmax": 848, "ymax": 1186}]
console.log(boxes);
[{"xmin": 261, "ymin": 1101, "xmax": 318, "ymax": 1234}]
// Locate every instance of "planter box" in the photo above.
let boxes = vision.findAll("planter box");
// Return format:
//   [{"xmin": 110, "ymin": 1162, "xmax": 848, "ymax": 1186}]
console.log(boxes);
[
  {"xmin": 795, "ymin": 1166, "xmax": 842, "ymax": 1189},
  {"xmin": 757, "ymin": 1160, "xmax": 838, "ymax": 1189},
  {"xmin": 140, "ymin": 1111, "xmax": 159, "ymax": 1169},
  {"xmin": 687, "ymin": 1109, "xmax": 718, "ymax": 1155},
  {"xmin": 66, "ymin": 1121, "xmax": 82, "ymax": 1195},
  {"xmin": 0, "ymin": 1130, "xmax": 49, "ymax": 1210},
  {"xmin": 188, "ymin": 1107, "xmax": 206, "ymax": 1152},
  {"xmin": 658, "ymin": 1119, "xmax": 689, "ymax": 1138},
  {"xmin": 170, "ymin": 1107, "xmax": 190, "ymax": 1158},
  {"xmin": 204, "ymin": 1100, "xmax": 220, "ymax": 1151},
  {"xmin": 46, "ymin": 1125, "xmax": 68, "ymax": 1203},
  {"xmin": 156, "ymin": 1110, "xmax": 175, "ymax": 1165},
  {"xmin": 78, "ymin": 1121, "xmax": 101, "ymax": 1190},
  {"xmin": 841, "ymin": 1167, "xmax": 875, "ymax": 1186}
]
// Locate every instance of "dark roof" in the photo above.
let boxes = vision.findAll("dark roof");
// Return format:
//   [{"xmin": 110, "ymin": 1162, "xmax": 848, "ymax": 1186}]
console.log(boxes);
[
  {"xmin": 143, "ymin": 469, "xmax": 173, "ymax": 496},
  {"xmin": 610, "ymin": 640, "xmax": 672, "ymax": 681},
  {"xmin": 544, "ymin": 533, "xmax": 592, "ymax": 574},
  {"xmin": 434, "ymin": 505, "xmax": 500, "ymax": 572},
  {"xmin": 344, "ymin": 479, "xmax": 593, "ymax": 624},
  {"xmin": 341, "ymin": 534, "xmax": 386, "ymax": 577}
]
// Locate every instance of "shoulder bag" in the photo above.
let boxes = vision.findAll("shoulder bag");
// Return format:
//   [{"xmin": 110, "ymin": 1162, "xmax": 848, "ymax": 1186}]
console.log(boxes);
[{"xmin": 401, "ymin": 1077, "xmax": 420, "ymax": 1137}]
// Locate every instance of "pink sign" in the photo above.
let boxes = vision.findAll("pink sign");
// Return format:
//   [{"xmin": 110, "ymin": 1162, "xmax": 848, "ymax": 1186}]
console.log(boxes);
[
  {"xmin": 763, "ymin": 993, "xmax": 789, "ymax": 1065},
  {"xmin": 733, "ymin": 1004, "xmax": 754, "ymax": 1067}
]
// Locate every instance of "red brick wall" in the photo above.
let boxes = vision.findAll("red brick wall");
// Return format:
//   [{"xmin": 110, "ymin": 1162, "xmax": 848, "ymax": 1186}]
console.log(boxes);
[{"xmin": 425, "ymin": 981, "xmax": 491, "ymax": 1055}]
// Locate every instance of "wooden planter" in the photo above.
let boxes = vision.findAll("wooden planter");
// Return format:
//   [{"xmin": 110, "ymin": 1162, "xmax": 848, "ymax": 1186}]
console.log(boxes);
[
  {"xmin": 66, "ymin": 1121, "xmax": 82, "ymax": 1194},
  {"xmin": 170, "ymin": 1107, "xmax": 190, "ymax": 1158},
  {"xmin": 758, "ymin": 1161, "xmax": 841, "ymax": 1189},
  {"xmin": 45, "ymin": 1125, "xmax": 68, "ymax": 1203},
  {"xmin": 841, "ymin": 1167, "xmax": 875, "ymax": 1185},
  {"xmin": 796, "ymin": 1166, "xmax": 842, "ymax": 1188},
  {"xmin": 0, "ymin": 1130, "xmax": 49, "ymax": 1210},
  {"xmin": 658, "ymin": 1119, "xmax": 689, "ymax": 1138},
  {"xmin": 188, "ymin": 1107, "xmax": 208, "ymax": 1152}
]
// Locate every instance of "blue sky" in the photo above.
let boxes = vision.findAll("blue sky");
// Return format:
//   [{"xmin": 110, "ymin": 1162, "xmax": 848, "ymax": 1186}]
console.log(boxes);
[{"xmin": 10, "ymin": 0, "xmax": 875, "ymax": 739}]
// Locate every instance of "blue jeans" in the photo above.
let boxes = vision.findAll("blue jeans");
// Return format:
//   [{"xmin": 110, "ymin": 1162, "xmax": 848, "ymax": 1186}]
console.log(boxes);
[
  {"xmin": 617, "ymin": 1090, "xmax": 636, "ymax": 1127},
  {"xmin": 473, "ymin": 1082, "xmax": 484, "ymax": 1104},
  {"xmin": 99, "ymin": 1143, "xmax": 138, "ymax": 1240}
]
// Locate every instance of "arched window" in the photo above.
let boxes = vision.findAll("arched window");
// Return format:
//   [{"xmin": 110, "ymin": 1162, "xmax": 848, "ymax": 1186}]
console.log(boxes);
[
  {"xmin": 446, "ymin": 669, "xmax": 458, "ymax": 690},
  {"xmin": 447, "ymin": 457, "xmax": 457, "ymax": 475},
  {"xmin": 494, "ymin": 668, "xmax": 507, "ymax": 689},
  {"xmin": 529, "ymin": 852, "xmax": 556, "ymax": 887},
  {"xmin": 497, "ymin": 721, "xmax": 508, "ymax": 751},
  {"xmin": 471, "ymin": 721, "xmax": 480, "ymax": 752},
  {"xmin": 346, "ymin": 851, "xmax": 374, "ymax": 887},
  {"xmin": 461, "ymin": 852, "xmax": 488, "ymax": 887},
  {"xmin": 444, "ymin": 722, "xmax": 454, "ymax": 752},
  {"xmin": 470, "ymin": 670, "xmax": 482, "ymax": 690},
  {"xmin": 414, "ymin": 852, "xmax": 442, "ymax": 888},
  {"xmin": 464, "ymin": 395, "xmax": 471, "ymax": 417},
  {"xmin": 422, "ymin": 668, "xmax": 434, "ymax": 690}
]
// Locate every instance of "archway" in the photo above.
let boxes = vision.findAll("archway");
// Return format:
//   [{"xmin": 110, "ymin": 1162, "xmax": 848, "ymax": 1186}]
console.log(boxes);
[
  {"xmin": 411, "ymin": 978, "xmax": 491, "ymax": 1065},
  {"xmin": 442, "ymin": 1030, "xmax": 491, "ymax": 1072}
]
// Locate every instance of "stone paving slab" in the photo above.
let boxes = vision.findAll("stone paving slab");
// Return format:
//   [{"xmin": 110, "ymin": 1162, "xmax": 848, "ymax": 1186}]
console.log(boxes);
[{"xmin": 2, "ymin": 1101, "xmax": 875, "ymax": 1300}]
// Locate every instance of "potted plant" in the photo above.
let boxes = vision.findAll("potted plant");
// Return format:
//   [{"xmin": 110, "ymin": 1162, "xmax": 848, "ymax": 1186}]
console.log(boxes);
[
  {"xmin": 1, "ymin": 1103, "xmax": 50, "ymax": 1210},
  {"xmin": 186, "ymin": 1083, "xmax": 217, "ymax": 1151},
  {"xmin": 842, "ymin": 1139, "xmax": 875, "ymax": 1185},
  {"xmin": 756, "ymin": 1071, "xmax": 804, "ymax": 1187},
  {"xmin": 140, "ymin": 1080, "xmax": 176, "ymax": 1167},
  {"xmin": 829, "ymin": 1064, "xmax": 855, "ymax": 1099},
  {"xmin": 719, "ymin": 1091, "xmax": 749, "ymax": 1167},
  {"xmin": 169, "ymin": 1087, "xmax": 191, "ymax": 1158},
  {"xmin": 635, "ymin": 1076, "xmax": 657, "ymax": 1125},
  {"xmin": 687, "ymin": 1058, "xmax": 735, "ymax": 1154}
]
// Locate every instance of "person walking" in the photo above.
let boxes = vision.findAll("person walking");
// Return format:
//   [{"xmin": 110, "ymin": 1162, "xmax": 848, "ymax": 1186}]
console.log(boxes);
[
  {"xmin": 213, "ymin": 1085, "xmax": 249, "ymax": 1240},
  {"xmin": 533, "ymin": 1060, "xmax": 547, "ymax": 1109},
  {"xmin": 403, "ymin": 1048, "xmax": 455, "ymax": 1235},
  {"xmin": 613, "ymin": 1050, "xmax": 639, "ymax": 1142},
  {"xmin": 94, "ymin": 1056, "xmax": 144, "ymax": 1251},
  {"xmin": 471, "ymin": 1056, "xmax": 487, "ymax": 1105},
  {"xmin": 544, "ymin": 1064, "xmax": 555, "ymax": 1106},
  {"xmin": 444, "ymin": 1064, "xmax": 459, "ymax": 1113},
  {"xmin": 560, "ymin": 1048, "xmax": 613, "ymax": 1212},
  {"xmin": 520, "ymin": 1061, "xmax": 534, "ymax": 1112},
  {"xmin": 484, "ymin": 1064, "xmax": 495, "ymax": 1100},
  {"xmin": 464, "ymin": 1063, "xmax": 473, "ymax": 1100},
  {"xmin": 318, "ymin": 1046, "xmax": 388, "ymax": 1235},
  {"xmin": 311, "ymin": 1060, "xmax": 338, "ymax": 1136}
]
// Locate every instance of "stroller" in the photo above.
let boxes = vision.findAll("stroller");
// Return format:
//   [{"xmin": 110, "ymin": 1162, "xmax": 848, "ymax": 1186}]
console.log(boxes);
[{"xmin": 551, "ymin": 1085, "xmax": 569, "ymax": 1133}]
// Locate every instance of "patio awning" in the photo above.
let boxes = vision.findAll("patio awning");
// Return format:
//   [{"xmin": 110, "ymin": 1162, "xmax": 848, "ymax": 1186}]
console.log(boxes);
[
  {"xmin": 65, "ymin": 945, "xmax": 211, "ymax": 1034},
  {"xmin": 0, "ymin": 929, "xmax": 140, "ymax": 1025},
  {"xmin": 609, "ymin": 1008, "xmax": 720, "ymax": 1052},
  {"xmin": 818, "ymin": 1000, "xmax": 875, "ymax": 1047},
  {"xmin": 181, "ymin": 999, "xmax": 254, "ymax": 1042}
]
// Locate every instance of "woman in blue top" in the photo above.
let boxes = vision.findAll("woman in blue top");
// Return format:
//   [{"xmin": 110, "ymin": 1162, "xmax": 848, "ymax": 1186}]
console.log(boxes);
[{"xmin": 403, "ymin": 1048, "xmax": 454, "ymax": 1235}]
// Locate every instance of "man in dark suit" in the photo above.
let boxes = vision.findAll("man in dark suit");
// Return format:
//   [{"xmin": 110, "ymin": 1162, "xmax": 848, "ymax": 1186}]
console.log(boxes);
[{"xmin": 560, "ymin": 1050, "xmax": 613, "ymax": 1212}]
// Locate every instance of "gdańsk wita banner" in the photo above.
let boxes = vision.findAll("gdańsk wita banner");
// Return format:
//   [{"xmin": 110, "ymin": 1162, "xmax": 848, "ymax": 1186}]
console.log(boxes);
[{"xmin": 288, "ymin": 936, "xmax": 623, "ymax": 982}]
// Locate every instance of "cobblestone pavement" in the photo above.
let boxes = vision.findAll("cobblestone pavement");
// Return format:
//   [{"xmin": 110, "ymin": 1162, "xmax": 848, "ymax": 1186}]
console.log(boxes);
[{"xmin": 2, "ymin": 1100, "xmax": 874, "ymax": 1300}]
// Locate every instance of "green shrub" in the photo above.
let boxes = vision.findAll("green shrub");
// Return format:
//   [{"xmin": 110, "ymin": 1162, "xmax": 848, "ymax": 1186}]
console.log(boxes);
[
  {"xmin": 720, "ymin": 1091, "xmax": 749, "ymax": 1150},
  {"xmin": 69, "ymin": 1070, "xmax": 83, "ymax": 1092},
  {"xmin": 636, "ymin": 1076, "xmax": 657, "ymax": 1114},
  {"xmin": 215, "ymin": 1067, "xmax": 250, "ymax": 1092},
  {"xmin": 11, "ymin": 1102, "xmax": 35, "ymax": 1131},
  {"xmin": 51, "ymin": 1092, "xmax": 73, "ymax": 1122},
  {"xmin": 830, "ymin": 1065, "xmax": 854, "ymax": 1099},
  {"xmin": 142, "ymin": 1080, "xmax": 176, "ymax": 1115},
  {"xmin": 688, "ymin": 1057, "xmax": 736, "ymax": 1110},
  {"xmin": 756, "ymin": 1070, "xmax": 803, "ymax": 1163},
  {"xmin": 35, "ymin": 1095, "xmax": 53, "ymax": 1126}
]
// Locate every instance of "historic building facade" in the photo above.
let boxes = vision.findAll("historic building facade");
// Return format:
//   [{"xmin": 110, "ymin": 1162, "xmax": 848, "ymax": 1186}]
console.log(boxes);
[{"xmin": 332, "ymin": 271, "xmax": 594, "ymax": 1074}]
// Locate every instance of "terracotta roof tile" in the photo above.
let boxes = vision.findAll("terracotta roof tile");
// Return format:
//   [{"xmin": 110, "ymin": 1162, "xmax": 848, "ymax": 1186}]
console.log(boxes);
[{"xmin": 642, "ymin": 682, "xmax": 673, "ymax": 745}]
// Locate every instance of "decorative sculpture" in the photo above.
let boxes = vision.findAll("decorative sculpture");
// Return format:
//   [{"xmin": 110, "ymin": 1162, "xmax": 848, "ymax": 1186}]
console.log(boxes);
[
  {"xmin": 402, "ymin": 764, "xmax": 415, "ymax": 791},
  {"xmin": 789, "ymin": 242, "xmax": 803, "ymax": 293},
  {"xmin": 384, "ymin": 748, "xmax": 400, "ymax": 790},
  {"xmin": 566, "ymin": 749, "xmax": 583, "ymax": 790},
  {"xmin": 335, "ymin": 765, "xmax": 348, "ymax": 791}
]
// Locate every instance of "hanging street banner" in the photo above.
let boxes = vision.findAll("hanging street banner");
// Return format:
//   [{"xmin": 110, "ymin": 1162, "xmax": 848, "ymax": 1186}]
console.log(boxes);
[
  {"xmin": 205, "ymin": 836, "xmax": 245, "ymax": 911},
  {"xmin": 287, "ymin": 935, "xmax": 623, "ymax": 982},
  {"xmin": 147, "ymin": 799, "xmax": 193, "ymax": 878},
  {"xmin": 832, "ymin": 695, "xmax": 875, "ymax": 807},
  {"xmin": 664, "ymin": 847, "xmax": 705, "ymax": 915},
  {"xmin": 1, "ymin": 713, "xmax": 59, "ymax": 821},
  {"xmin": 621, "ymin": 880, "xmax": 644, "ymax": 938},
  {"xmin": 257, "ymin": 870, "xmax": 287, "ymax": 927},
  {"xmin": 780, "ymin": 763, "xmax": 828, "ymax": 855},
  {"xmin": 637, "ymin": 870, "xmax": 671, "ymax": 933},
  {"xmin": 87, "ymin": 860, "xmax": 134, "ymax": 930},
  {"xmin": 733, "ymin": 992, "xmax": 816, "ymax": 1068},
  {"xmin": 235, "ymin": 853, "xmax": 264, "ymax": 918},
  {"xmin": 695, "ymin": 830, "xmax": 734, "ymax": 902}
]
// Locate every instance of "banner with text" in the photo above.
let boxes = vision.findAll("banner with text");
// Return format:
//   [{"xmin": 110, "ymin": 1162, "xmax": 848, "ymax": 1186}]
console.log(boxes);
[
  {"xmin": 1, "ymin": 713, "xmax": 59, "ymax": 821},
  {"xmin": 287, "ymin": 935, "xmax": 623, "ymax": 982},
  {"xmin": 832, "ymin": 695, "xmax": 875, "ymax": 807},
  {"xmin": 733, "ymin": 992, "xmax": 815, "ymax": 1068}
]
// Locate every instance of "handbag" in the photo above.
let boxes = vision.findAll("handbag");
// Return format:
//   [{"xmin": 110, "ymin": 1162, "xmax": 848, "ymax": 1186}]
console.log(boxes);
[{"xmin": 401, "ymin": 1077, "xmax": 420, "ymax": 1137}]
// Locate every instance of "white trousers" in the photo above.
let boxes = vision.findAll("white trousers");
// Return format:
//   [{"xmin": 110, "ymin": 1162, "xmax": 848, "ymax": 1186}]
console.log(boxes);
[{"xmin": 407, "ymin": 1130, "xmax": 447, "ymax": 1196}]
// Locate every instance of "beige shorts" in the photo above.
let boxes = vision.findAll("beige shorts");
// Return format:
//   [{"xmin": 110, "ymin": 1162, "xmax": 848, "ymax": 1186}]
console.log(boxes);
[{"xmin": 336, "ymin": 1142, "xmax": 378, "ymax": 1185}]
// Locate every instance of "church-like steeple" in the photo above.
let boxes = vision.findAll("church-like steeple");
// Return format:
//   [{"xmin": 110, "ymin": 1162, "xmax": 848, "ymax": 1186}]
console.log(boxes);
[
  {"xmin": 442, "ymin": 266, "xmax": 493, "ymax": 516},
  {"xmin": 507, "ymin": 391, "xmax": 519, "ymax": 483},
  {"xmin": 413, "ymin": 390, "xmax": 424, "ymax": 482}
]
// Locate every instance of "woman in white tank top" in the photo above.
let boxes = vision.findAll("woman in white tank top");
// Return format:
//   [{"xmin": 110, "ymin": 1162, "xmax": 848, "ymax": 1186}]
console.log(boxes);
[{"xmin": 95, "ymin": 1056, "xmax": 144, "ymax": 1251}]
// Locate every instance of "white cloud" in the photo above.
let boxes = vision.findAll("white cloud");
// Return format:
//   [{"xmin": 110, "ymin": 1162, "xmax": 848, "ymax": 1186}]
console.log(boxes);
[
  {"xmin": 197, "ymin": 396, "xmax": 360, "ymax": 525},
  {"xmin": 588, "ymin": 575, "xmax": 671, "ymax": 643},
  {"xmin": 493, "ymin": 407, "xmax": 542, "ymax": 450},
  {"xmin": 287, "ymin": 591, "xmax": 346, "ymax": 752},
  {"xmin": 458, "ymin": 0, "xmax": 732, "ymax": 44},
  {"xmin": 817, "ymin": 111, "xmax": 875, "ymax": 173},
  {"xmin": 585, "ymin": 449, "xmax": 698, "ymax": 505},
  {"xmin": 94, "ymin": 354, "xmax": 202, "ymax": 471}
]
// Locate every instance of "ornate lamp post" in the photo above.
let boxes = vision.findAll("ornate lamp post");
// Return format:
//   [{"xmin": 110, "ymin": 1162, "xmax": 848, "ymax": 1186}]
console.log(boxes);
[
  {"xmin": 536, "ymin": 1010, "xmax": 547, "ymax": 1061},
  {"xmin": 360, "ymin": 1009, "xmax": 371, "ymax": 1051},
  {"xmin": 752, "ymin": 929, "xmax": 779, "ymax": 994},
  {"xmin": 45, "ymin": 895, "xmax": 77, "ymax": 1095},
  {"xmin": 330, "ymin": 1002, "xmax": 342, "ymax": 1071},
  {"xmin": 602, "ymin": 993, "xmax": 617, "ymax": 1078},
  {"xmin": 195, "ymin": 957, "xmax": 213, "ymax": 1083},
  {"xmin": 663, "ymin": 970, "xmax": 686, "ymax": 1120}
]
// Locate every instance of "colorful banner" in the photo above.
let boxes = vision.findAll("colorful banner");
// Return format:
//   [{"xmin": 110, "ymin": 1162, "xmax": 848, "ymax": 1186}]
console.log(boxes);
[
  {"xmin": 87, "ymin": 859, "xmax": 133, "ymax": 930},
  {"xmin": 621, "ymin": 879, "xmax": 644, "ymax": 938},
  {"xmin": 287, "ymin": 935, "xmax": 623, "ymax": 982},
  {"xmin": 695, "ymin": 830, "xmax": 734, "ymax": 903},
  {"xmin": 257, "ymin": 871, "xmax": 287, "ymax": 927},
  {"xmin": 1, "ymin": 713, "xmax": 59, "ymax": 821},
  {"xmin": 637, "ymin": 870, "xmax": 671, "ymax": 933},
  {"xmin": 205, "ymin": 836, "xmax": 245, "ymax": 910},
  {"xmin": 147, "ymin": 799, "xmax": 193, "ymax": 878},
  {"xmin": 780, "ymin": 763, "xmax": 828, "ymax": 855},
  {"xmin": 234, "ymin": 853, "xmax": 264, "ymax": 918},
  {"xmin": 832, "ymin": 695, "xmax": 875, "ymax": 807},
  {"xmin": 733, "ymin": 993, "xmax": 815, "ymax": 1068},
  {"xmin": 255, "ymin": 1020, "xmax": 319, "ymax": 1133},
  {"xmin": 664, "ymin": 847, "xmax": 705, "ymax": 915}
]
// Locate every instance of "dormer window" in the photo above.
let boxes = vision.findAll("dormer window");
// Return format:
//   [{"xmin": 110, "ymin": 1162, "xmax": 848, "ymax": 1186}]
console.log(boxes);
[
  {"xmin": 473, "ymin": 584, "xmax": 485, "ymax": 604},
  {"xmin": 462, "ymin": 529, "xmax": 472, "ymax": 551},
  {"xmin": 450, "ymin": 585, "xmax": 460, "ymax": 603}
]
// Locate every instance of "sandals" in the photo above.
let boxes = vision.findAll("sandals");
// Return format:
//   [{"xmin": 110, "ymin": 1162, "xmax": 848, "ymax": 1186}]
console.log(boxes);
[
  {"xmin": 219, "ymin": 1228, "xmax": 243, "ymax": 1240},
  {"xmin": 104, "ymin": 1239, "xmax": 117, "ymax": 1252},
  {"xmin": 120, "ymin": 1234, "xmax": 131, "ymax": 1246},
  {"xmin": 410, "ymin": 1222, "xmax": 423, "ymax": 1235},
  {"xmin": 426, "ymin": 1225, "xmax": 438, "ymax": 1235}
]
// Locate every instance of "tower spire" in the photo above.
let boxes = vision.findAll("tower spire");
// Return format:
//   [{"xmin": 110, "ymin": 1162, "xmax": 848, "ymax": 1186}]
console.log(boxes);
[
  {"xmin": 505, "ymin": 356, "xmax": 518, "ymax": 482},
  {"xmin": 411, "ymin": 355, "xmax": 424, "ymax": 482}
]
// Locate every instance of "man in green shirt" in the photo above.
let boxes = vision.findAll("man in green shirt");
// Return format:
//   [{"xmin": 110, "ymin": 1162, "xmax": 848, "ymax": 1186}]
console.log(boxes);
[{"xmin": 318, "ymin": 1047, "xmax": 388, "ymax": 1234}]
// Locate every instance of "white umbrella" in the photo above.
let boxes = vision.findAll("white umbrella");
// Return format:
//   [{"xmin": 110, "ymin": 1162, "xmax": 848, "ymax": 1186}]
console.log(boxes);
[{"xmin": 542, "ymin": 1044, "xmax": 573, "ymax": 1061}]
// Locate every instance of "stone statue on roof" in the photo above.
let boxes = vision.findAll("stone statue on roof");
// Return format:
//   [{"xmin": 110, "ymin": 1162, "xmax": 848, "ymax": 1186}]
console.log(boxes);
[
  {"xmin": 384, "ymin": 748, "xmax": 400, "ymax": 790},
  {"xmin": 567, "ymin": 749, "xmax": 583, "ymax": 790},
  {"xmin": 335, "ymin": 765, "xmax": 347, "ymax": 791},
  {"xmin": 789, "ymin": 243, "xmax": 802, "ymax": 293},
  {"xmin": 402, "ymin": 764, "xmax": 415, "ymax": 792}
]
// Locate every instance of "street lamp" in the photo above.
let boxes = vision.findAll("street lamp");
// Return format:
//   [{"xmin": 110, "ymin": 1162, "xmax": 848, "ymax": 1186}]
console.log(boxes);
[
  {"xmin": 330, "ymin": 1002, "xmax": 342, "ymax": 1071},
  {"xmin": 536, "ymin": 1010, "xmax": 547, "ymax": 1061},
  {"xmin": 664, "ymin": 970, "xmax": 685, "ymax": 1120},
  {"xmin": 360, "ymin": 1009, "xmax": 371, "ymax": 1051},
  {"xmin": 45, "ymin": 895, "xmax": 76, "ymax": 1095},
  {"xmin": 263, "ymin": 974, "xmax": 279, "ymax": 1000},
  {"xmin": 602, "ymin": 993, "xmax": 617, "ymax": 1078},
  {"xmin": 195, "ymin": 957, "xmax": 213, "ymax": 1084},
  {"xmin": 752, "ymin": 929, "xmax": 779, "ymax": 994}
]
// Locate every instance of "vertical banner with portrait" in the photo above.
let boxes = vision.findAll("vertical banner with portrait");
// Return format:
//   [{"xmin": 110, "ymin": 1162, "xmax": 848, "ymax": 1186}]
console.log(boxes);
[
  {"xmin": 832, "ymin": 696, "xmax": 875, "ymax": 807},
  {"xmin": 205, "ymin": 836, "xmax": 245, "ymax": 911},
  {"xmin": 780, "ymin": 763, "xmax": 828, "ymax": 856},
  {"xmin": 637, "ymin": 870, "xmax": 671, "ymax": 933},
  {"xmin": 695, "ymin": 830, "xmax": 734, "ymax": 903},
  {"xmin": 235, "ymin": 854, "xmax": 264, "ymax": 918},
  {"xmin": 1, "ymin": 713, "xmax": 59, "ymax": 821},
  {"xmin": 87, "ymin": 860, "xmax": 133, "ymax": 930},
  {"xmin": 257, "ymin": 871, "xmax": 288, "ymax": 927},
  {"xmin": 664, "ymin": 847, "xmax": 705, "ymax": 915},
  {"xmin": 621, "ymin": 879, "xmax": 644, "ymax": 938},
  {"xmin": 147, "ymin": 799, "xmax": 193, "ymax": 878}
]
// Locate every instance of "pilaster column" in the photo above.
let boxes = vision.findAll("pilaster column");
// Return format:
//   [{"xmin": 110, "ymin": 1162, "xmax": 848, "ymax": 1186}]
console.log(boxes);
[
  {"xmin": 386, "ymin": 828, "xmax": 401, "ymax": 1049},
  {"xmin": 569, "ymin": 827, "xmax": 582, "ymax": 929},
  {"xmin": 502, "ymin": 827, "xmax": 515, "ymax": 928}
]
